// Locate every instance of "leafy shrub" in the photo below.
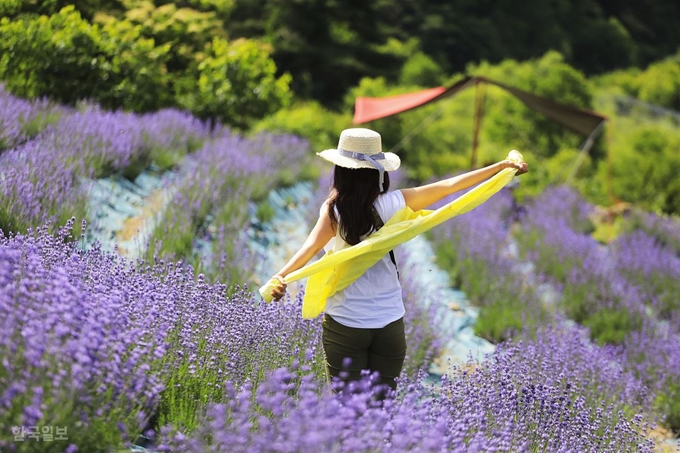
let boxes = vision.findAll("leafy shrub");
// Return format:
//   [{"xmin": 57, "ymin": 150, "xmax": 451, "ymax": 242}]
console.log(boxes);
[
  {"xmin": 400, "ymin": 51, "xmax": 445, "ymax": 87},
  {"xmin": 583, "ymin": 308, "xmax": 642, "ymax": 346},
  {"xmin": 474, "ymin": 299, "xmax": 541, "ymax": 344},
  {"xmin": 636, "ymin": 55, "xmax": 680, "ymax": 111},
  {"xmin": 177, "ymin": 37, "xmax": 292, "ymax": 130},
  {"xmin": 253, "ymin": 100, "xmax": 351, "ymax": 154},
  {"xmin": 608, "ymin": 125, "xmax": 680, "ymax": 215},
  {"xmin": 659, "ymin": 382, "xmax": 680, "ymax": 433}
]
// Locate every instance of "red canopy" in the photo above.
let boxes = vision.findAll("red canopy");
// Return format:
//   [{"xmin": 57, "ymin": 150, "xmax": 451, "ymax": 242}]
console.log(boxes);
[
  {"xmin": 353, "ymin": 76, "xmax": 607, "ymax": 138},
  {"xmin": 353, "ymin": 86, "xmax": 448, "ymax": 124}
]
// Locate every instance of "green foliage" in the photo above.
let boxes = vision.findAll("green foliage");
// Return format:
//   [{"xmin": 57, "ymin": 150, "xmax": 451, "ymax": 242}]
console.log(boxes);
[
  {"xmin": 0, "ymin": 7, "xmax": 105, "ymax": 104},
  {"xmin": 253, "ymin": 100, "xmax": 351, "ymax": 153},
  {"xmin": 245, "ymin": 0, "xmax": 405, "ymax": 105},
  {"xmin": 475, "ymin": 299, "xmax": 540, "ymax": 344},
  {"xmin": 513, "ymin": 147, "xmax": 600, "ymax": 202},
  {"xmin": 636, "ymin": 57, "xmax": 680, "ymax": 111},
  {"xmin": 400, "ymin": 51, "xmax": 445, "ymax": 87},
  {"xmin": 177, "ymin": 38, "xmax": 292, "ymax": 129},
  {"xmin": 3, "ymin": 0, "xmax": 680, "ymax": 132},
  {"xmin": 0, "ymin": 3, "xmax": 290, "ymax": 128},
  {"xmin": 0, "ymin": 0, "xmax": 29, "ymax": 16},
  {"xmin": 114, "ymin": 1, "xmax": 226, "ymax": 72},
  {"xmin": 558, "ymin": 275, "xmax": 644, "ymax": 346},
  {"xmin": 158, "ymin": 340, "xmax": 227, "ymax": 432},
  {"xmin": 150, "ymin": 147, "xmax": 182, "ymax": 172},
  {"xmin": 0, "ymin": 6, "xmax": 172, "ymax": 112},
  {"xmin": 660, "ymin": 382, "xmax": 680, "ymax": 434},
  {"xmin": 592, "ymin": 68, "xmax": 642, "ymax": 96},
  {"xmin": 470, "ymin": 52, "xmax": 596, "ymax": 160},
  {"xmin": 607, "ymin": 125, "xmax": 680, "ymax": 215},
  {"xmin": 596, "ymin": 2, "xmax": 680, "ymax": 67},
  {"xmin": 223, "ymin": 0, "xmax": 680, "ymax": 105},
  {"xmin": 255, "ymin": 200, "xmax": 275, "ymax": 224},
  {"xmin": 0, "ymin": 0, "xmax": 126, "ymax": 19},
  {"xmin": 595, "ymin": 53, "xmax": 680, "ymax": 111},
  {"xmin": 96, "ymin": 18, "xmax": 173, "ymax": 112},
  {"xmin": 582, "ymin": 309, "xmax": 641, "ymax": 346},
  {"xmin": 21, "ymin": 109, "xmax": 63, "ymax": 140},
  {"xmin": 569, "ymin": 17, "xmax": 635, "ymax": 74}
]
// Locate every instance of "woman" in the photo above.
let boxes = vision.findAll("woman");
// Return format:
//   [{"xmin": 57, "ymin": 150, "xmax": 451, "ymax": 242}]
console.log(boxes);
[{"xmin": 268, "ymin": 128, "xmax": 528, "ymax": 392}]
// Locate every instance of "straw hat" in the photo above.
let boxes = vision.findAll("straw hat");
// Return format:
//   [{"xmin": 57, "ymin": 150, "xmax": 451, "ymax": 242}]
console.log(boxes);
[{"xmin": 316, "ymin": 128, "xmax": 401, "ymax": 172}]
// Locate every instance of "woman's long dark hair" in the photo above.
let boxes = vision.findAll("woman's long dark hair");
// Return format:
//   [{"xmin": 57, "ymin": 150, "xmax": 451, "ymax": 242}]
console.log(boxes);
[{"xmin": 328, "ymin": 166, "xmax": 390, "ymax": 245}]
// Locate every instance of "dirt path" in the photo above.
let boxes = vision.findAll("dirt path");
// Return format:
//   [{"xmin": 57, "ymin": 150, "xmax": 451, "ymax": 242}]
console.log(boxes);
[{"xmin": 115, "ymin": 188, "xmax": 171, "ymax": 259}]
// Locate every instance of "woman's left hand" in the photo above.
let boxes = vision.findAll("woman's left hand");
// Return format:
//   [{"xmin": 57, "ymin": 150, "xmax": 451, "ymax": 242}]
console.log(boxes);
[{"xmin": 502, "ymin": 159, "xmax": 529, "ymax": 175}]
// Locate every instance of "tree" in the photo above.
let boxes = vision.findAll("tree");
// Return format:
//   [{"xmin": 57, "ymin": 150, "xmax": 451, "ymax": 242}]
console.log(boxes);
[
  {"xmin": 177, "ymin": 37, "xmax": 291, "ymax": 129},
  {"xmin": 112, "ymin": 1, "xmax": 226, "ymax": 73},
  {"xmin": 0, "ymin": 7, "xmax": 104, "ymax": 104},
  {"xmin": 400, "ymin": 51, "xmax": 445, "ymax": 88},
  {"xmin": 252, "ymin": 0, "xmax": 405, "ymax": 106},
  {"xmin": 96, "ymin": 18, "xmax": 173, "ymax": 112},
  {"xmin": 609, "ymin": 127, "xmax": 680, "ymax": 215},
  {"xmin": 636, "ymin": 57, "xmax": 680, "ymax": 111},
  {"xmin": 597, "ymin": 0, "xmax": 680, "ymax": 66},
  {"xmin": 469, "ymin": 52, "xmax": 599, "ymax": 160},
  {"xmin": 0, "ymin": 4, "xmax": 290, "ymax": 125},
  {"xmin": 0, "ymin": 0, "xmax": 125, "ymax": 20},
  {"xmin": 0, "ymin": 6, "xmax": 171, "ymax": 112}
]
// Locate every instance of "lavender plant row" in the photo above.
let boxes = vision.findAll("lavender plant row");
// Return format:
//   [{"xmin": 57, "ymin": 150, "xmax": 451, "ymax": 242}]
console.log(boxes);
[
  {"xmin": 144, "ymin": 131, "xmax": 310, "ymax": 287},
  {"xmin": 0, "ymin": 220, "xmax": 328, "ymax": 451},
  {"xmin": 0, "ymin": 84, "xmax": 59, "ymax": 152},
  {"xmin": 1, "ymin": 219, "xmax": 656, "ymax": 453},
  {"xmin": 159, "ymin": 324, "xmax": 653, "ymax": 453},
  {"xmin": 428, "ymin": 182, "xmax": 680, "ymax": 436},
  {"xmin": 1, "ymin": 88, "xmax": 211, "ymax": 235},
  {"xmin": 517, "ymin": 186, "xmax": 680, "ymax": 432},
  {"xmin": 427, "ymin": 185, "xmax": 550, "ymax": 343},
  {"xmin": 518, "ymin": 186, "xmax": 680, "ymax": 333}
]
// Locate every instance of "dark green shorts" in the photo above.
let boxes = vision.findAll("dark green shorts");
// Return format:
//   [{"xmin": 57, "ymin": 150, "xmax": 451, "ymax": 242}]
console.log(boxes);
[{"xmin": 322, "ymin": 314, "xmax": 407, "ymax": 391}]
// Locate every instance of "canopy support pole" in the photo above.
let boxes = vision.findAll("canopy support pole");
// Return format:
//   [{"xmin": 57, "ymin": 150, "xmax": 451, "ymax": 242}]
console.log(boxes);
[
  {"xmin": 564, "ymin": 120, "xmax": 606, "ymax": 184},
  {"xmin": 605, "ymin": 122, "xmax": 614, "ymax": 204},
  {"xmin": 471, "ymin": 80, "xmax": 486, "ymax": 169}
]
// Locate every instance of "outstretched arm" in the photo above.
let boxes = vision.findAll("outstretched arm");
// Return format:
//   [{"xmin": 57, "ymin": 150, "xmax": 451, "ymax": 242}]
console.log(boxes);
[
  {"xmin": 269, "ymin": 200, "xmax": 336, "ymax": 300},
  {"xmin": 400, "ymin": 158, "xmax": 528, "ymax": 212}
]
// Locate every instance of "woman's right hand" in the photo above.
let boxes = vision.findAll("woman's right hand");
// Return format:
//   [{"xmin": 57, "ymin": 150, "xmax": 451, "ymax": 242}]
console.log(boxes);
[{"xmin": 271, "ymin": 275, "xmax": 288, "ymax": 301}]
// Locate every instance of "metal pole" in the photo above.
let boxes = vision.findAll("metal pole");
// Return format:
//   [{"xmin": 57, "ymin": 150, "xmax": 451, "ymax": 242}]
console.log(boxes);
[{"xmin": 471, "ymin": 81, "xmax": 486, "ymax": 169}]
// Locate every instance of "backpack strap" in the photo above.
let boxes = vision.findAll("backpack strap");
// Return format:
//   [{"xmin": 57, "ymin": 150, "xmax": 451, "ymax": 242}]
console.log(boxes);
[{"xmin": 370, "ymin": 205, "xmax": 399, "ymax": 279}]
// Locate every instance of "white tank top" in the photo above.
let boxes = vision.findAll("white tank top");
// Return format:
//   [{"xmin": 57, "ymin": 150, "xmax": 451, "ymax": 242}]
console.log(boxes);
[{"xmin": 324, "ymin": 191, "xmax": 406, "ymax": 328}]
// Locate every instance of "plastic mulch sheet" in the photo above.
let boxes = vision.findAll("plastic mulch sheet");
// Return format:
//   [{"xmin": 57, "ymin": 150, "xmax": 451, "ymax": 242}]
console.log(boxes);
[{"xmin": 259, "ymin": 150, "xmax": 524, "ymax": 319}]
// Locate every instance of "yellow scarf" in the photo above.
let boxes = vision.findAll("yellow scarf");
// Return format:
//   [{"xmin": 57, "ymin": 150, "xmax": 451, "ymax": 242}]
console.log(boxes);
[{"xmin": 259, "ymin": 150, "xmax": 523, "ymax": 319}]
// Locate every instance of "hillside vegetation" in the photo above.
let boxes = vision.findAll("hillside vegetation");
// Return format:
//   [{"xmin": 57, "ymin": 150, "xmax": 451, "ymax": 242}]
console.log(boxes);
[{"xmin": 2, "ymin": 1, "xmax": 680, "ymax": 214}]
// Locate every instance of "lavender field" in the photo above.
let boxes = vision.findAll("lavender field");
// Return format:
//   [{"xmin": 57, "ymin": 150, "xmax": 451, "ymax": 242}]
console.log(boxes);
[{"xmin": 1, "ymin": 87, "xmax": 679, "ymax": 452}]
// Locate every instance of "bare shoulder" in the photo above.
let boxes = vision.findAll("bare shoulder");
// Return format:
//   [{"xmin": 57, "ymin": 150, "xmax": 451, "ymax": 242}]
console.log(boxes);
[{"xmin": 317, "ymin": 198, "xmax": 336, "ymax": 232}]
